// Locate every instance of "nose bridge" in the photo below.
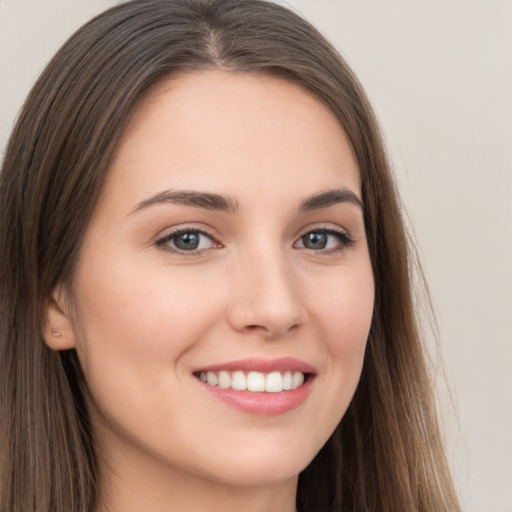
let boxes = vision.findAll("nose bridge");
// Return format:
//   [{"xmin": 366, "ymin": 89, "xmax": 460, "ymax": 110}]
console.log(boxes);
[{"xmin": 227, "ymin": 242, "xmax": 306, "ymax": 338}]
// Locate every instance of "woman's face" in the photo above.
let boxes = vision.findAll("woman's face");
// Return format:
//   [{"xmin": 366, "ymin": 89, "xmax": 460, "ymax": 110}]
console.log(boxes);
[{"xmin": 57, "ymin": 71, "xmax": 374, "ymax": 490}]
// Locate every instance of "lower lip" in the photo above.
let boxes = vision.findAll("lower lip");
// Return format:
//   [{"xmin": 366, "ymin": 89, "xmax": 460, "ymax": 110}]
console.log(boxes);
[{"xmin": 196, "ymin": 376, "xmax": 314, "ymax": 416}]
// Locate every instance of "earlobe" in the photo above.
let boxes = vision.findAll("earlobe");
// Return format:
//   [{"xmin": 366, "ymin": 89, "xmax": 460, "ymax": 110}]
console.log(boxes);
[{"xmin": 42, "ymin": 288, "xmax": 77, "ymax": 351}]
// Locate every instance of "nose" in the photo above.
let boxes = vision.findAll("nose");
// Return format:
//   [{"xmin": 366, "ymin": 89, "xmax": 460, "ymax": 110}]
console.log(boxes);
[{"xmin": 226, "ymin": 249, "xmax": 307, "ymax": 340}]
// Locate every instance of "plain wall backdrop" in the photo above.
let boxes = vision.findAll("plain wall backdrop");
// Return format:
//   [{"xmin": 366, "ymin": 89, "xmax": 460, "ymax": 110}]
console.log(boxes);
[{"xmin": 1, "ymin": 1, "xmax": 511, "ymax": 511}]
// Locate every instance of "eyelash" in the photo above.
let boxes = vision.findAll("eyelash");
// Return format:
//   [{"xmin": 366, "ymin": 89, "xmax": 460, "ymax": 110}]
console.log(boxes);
[
  {"xmin": 155, "ymin": 226, "xmax": 354, "ymax": 255},
  {"xmin": 155, "ymin": 227, "xmax": 219, "ymax": 255},
  {"xmin": 294, "ymin": 227, "xmax": 355, "ymax": 254}
]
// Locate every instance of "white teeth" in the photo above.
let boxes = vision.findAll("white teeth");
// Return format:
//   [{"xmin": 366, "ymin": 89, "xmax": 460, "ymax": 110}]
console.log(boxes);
[
  {"xmin": 218, "ymin": 371, "xmax": 231, "ymax": 389},
  {"xmin": 265, "ymin": 371, "xmax": 283, "ymax": 393},
  {"xmin": 291, "ymin": 372, "xmax": 304, "ymax": 389},
  {"xmin": 206, "ymin": 371, "xmax": 218, "ymax": 386},
  {"xmin": 198, "ymin": 370, "xmax": 307, "ymax": 393},
  {"xmin": 231, "ymin": 371, "xmax": 247, "ymax": 390},
  {"xmin": 247, "ymin": 371, "xmax": 266, "ymax": 392},
  {"xmin": 282, "ymin": 371, "xmax": 292, "ymax": 390}
]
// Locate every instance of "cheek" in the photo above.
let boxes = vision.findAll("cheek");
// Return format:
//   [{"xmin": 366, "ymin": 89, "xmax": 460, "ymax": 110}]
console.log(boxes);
[
  {"xmin": 69, "ymin": 257, "xmax": 229, "ymax": 456},
  {"xmin": 70, "ymin": 255, "xmax": 223, "ymax": 387},
  {"xmin": 313, "ymin": 263, "xmax": 374, "ymax": 352},
  {"xmin": 307, "ymin": 260, "xmax": 374, "ymax": 407}
]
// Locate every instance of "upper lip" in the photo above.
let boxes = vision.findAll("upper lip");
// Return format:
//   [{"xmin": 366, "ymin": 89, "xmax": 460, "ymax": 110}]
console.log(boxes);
[{"xmin": 193, "ymin": 357, "xmax": 316, "ymax": 374}]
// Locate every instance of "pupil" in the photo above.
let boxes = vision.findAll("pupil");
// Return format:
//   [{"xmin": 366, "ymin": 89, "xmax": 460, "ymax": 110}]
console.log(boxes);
[
  {"xmin": 175, "ymin": 232, "xmax": 200, "ymax": 250},
  {"xmin": 304, "ymin": 232, "xmax": 327, "ymax": 249}
]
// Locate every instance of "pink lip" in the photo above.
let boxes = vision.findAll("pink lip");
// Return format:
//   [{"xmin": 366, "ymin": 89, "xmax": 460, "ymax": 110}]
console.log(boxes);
[
  {"xmin": 194, "ymin": 357, "xmax": 316, "ymax": 374},
  {"xmin": 193, "ymin": 357, "xmax": 316, "ymax": 416}
]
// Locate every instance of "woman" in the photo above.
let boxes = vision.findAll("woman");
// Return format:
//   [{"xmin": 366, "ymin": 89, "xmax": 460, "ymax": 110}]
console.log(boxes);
[{"xmin": 0, "ymin": 1, "xmax": 461, "ymax": 511}]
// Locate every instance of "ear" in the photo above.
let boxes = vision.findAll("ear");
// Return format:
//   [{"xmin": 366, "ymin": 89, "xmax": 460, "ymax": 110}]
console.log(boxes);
[{"xmin": 42, "ymin": 287, "xmax": 77, "ymax": 351}]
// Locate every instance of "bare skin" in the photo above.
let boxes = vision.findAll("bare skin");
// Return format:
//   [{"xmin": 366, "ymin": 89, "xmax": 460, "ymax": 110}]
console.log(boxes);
[{"xmin": 44, "ymin": 71, "xmax": 374, "ymax": 512}]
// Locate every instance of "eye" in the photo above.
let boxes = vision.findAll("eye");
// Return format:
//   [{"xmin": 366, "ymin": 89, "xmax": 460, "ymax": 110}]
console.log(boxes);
[
  {"xmin": 295, "ymin": 228, "xmax": 354, "ymax": 252},
  {"xmin": 156, "ymin": 228, "xmax": 217, "ymax": 253}
]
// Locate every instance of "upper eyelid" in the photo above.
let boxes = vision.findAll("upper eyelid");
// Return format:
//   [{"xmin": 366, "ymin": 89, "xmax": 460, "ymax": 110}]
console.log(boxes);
[
  {"xmin": 156, "ymin": 225, "xmax": 220, "ymax": 242},
  {"xmin": 157, "ymin": 223, "xmax": 349, "ymax": 237},
  {"xmin": 296, "ymin": 223, "xmax": 352, "ymax": 238},
  {"xmin": 296, "ymin": 228, "xmax": 353, "ymax": 242}
]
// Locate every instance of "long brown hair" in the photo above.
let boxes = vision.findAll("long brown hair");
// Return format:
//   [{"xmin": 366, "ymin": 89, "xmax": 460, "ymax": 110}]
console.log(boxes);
[{"xmin": 0, "ymin": 1, "xmax": 460, "ymax": 511}]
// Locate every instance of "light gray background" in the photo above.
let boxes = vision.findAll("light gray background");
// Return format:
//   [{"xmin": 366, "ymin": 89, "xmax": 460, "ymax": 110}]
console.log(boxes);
[{"xmin": 1, "ymin": 1, "xmax": 511, "ymax": 511}]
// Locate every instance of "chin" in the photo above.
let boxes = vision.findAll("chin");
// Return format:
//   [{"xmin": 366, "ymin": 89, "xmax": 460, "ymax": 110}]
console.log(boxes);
[
  {"xmin": 205, "ymin": 459, "xmax": 306, "ymax": 488},
  {"xmin": 186, "ymin": 436, "xmax": 319, "ymax": 488}
]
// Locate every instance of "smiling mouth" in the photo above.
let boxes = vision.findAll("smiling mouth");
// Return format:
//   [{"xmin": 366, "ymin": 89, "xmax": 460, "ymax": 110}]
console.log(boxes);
[{"xmin": 193, "ymin": 370, "xmax": 310, "ymax": 393}]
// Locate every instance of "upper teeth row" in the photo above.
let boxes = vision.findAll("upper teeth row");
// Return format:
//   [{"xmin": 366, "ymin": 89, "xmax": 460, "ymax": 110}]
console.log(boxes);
[{"xmin": 199, "ymin": 370, "xmax": 305, "ymax": 393}]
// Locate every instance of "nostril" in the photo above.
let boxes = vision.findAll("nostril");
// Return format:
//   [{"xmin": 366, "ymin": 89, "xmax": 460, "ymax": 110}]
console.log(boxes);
[
  {"xmin": 243, "ymin": 324, "xmax": 272, "ymax": 334},
  {"xmin": 243, "ymin": 322, "xmax": 300, "ymax": 339}
]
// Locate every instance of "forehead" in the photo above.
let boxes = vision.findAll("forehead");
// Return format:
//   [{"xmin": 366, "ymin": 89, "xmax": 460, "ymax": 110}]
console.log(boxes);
[{"xmin": 102, "ymin": 70, "xmax": 361, "ymax": 211}]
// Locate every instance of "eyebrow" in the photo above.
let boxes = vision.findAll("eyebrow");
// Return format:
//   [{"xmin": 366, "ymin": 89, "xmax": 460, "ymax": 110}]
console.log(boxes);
[
  {"xmin": 299, "ymin": 188, "xmax": 364, "ymax": 212},
  {"xmin": 130, "ymin": 187, "xmax": 363, "ymax": 216},
  {"xmin": 130, "ymin": 190, "xmax": 239, "ymax": 214}
]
